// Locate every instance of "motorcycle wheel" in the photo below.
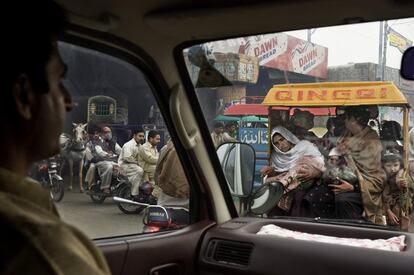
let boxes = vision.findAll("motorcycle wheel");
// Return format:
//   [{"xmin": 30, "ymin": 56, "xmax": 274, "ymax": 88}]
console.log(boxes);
[
  {"xmin": 116, "ymin": 184, "xmax": 145, "ymax": 214},
  {"xmin": 88, "ymin": 183, "xmax": 107, "ymax": 203},
  {"xmin": 90, "ymin": 194, "xmax": 106, "ymax": 203},
  {"xmin": 50, "ymin": 178, "xmax": 64, "ymax": 202}
]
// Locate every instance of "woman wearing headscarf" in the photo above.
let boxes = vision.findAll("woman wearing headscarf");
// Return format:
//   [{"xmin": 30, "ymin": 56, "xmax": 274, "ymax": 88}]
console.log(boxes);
[
  {"xmin": 261, "ymin": 126, "xmax": 326, "ymax": 215},
  {"xmin": 335, "ymin": 106, "xmax": 387, "ymax": 225}
]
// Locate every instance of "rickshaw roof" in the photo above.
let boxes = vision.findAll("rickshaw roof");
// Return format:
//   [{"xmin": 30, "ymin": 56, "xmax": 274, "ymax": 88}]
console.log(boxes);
[
  {"xmin": 224, "ymin": 104, "xmax": 268, "ymax": 116},
  {"xmin": 263, "ymin": 81, "xmax": 409, "ymax": 107},
  {"xmin": 214, "ymin": 114, "xmax": 241, "ymax": 122}
]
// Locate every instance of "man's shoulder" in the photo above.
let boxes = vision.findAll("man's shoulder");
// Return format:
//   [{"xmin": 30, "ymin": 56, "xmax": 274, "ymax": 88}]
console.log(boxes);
[
  {"xmin": 142, "ymin": 142, "xmax": 152, "ymax": 149},
  {"xmin": 0, "ymin": 191, "xmax": 110, "ymax": 274},
  {"xmin": 123, "ymin": 138, "xmax": 136, "ymax": 147}
]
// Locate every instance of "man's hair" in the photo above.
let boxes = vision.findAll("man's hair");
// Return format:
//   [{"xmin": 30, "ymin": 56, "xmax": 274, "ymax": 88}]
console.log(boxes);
[
  {"xmin": 380, "ymin": 120, "xmax": 402, "ymax": 140},
  {"xmin": 3, "ymin": 0, "xmax": 66, "ymax": 97},
  {"xmin": 148, "ymin": 130, "xmax": 160, "ymax": 139},
  {"xmin": 100, "ymin": 125, "xmax": 111, "ymax": 133},
  {"xmin": 345, "ymin": 106, "xmax": 370, "ymax": 127},
  {"xmin": 132, "ymin": 127, "xmax": 145, "ymax": 135},
  {"xmin": 87, "ymin": 123, "xmax": 100, "ymax": 135},
  {"xmin": 214, "ymin": 122, "xmax": 224, "ymax": 129},
  {"xmin": 225, "ymin": 122, "xmax": 236, "ymax": 128}
]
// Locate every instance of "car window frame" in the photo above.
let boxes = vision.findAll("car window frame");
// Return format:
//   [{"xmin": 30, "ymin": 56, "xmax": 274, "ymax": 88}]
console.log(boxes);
[{"xmin": 61, "ymin": 24, "xmax": 214, "ymax": 240}]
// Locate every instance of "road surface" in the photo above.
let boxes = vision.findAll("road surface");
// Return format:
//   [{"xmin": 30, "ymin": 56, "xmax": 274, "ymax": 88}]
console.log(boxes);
[{"xmin": 56, "ymin": 190, "xmax": 144, "ymax": 239}]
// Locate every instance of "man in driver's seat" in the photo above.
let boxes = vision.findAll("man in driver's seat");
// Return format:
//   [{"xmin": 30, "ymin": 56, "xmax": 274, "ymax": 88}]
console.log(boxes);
[{"xmin": 0, "ymin": 0, "xmax": 110, "ymax": 273}]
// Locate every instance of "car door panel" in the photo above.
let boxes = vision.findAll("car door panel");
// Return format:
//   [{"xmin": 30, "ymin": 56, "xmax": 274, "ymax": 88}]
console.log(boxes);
[
  {"xmin": 99, "ymin": 220, "xmax": 215, "ymax": 275},
  {"xmin": 98, "ymin": 241, "xmax": 128, "ymax": 275}
]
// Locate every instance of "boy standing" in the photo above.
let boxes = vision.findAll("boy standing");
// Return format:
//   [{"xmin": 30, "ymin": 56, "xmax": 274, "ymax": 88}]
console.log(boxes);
[{"xmin": 382, "ymin": 151, "xmax": 413, "ymax": 230}]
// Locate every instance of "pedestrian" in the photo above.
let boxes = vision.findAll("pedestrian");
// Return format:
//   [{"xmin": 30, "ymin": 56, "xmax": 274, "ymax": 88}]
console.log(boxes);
[
  {"xmin": 225, "ymin": 121, "xmax": 238, "ymax": 139},
  {"xmin": 211, "ymin": 121, "xmax": 236, "ymax": 148}
]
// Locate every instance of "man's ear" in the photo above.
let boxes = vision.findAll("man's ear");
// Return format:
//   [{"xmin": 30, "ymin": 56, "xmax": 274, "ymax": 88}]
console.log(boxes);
[{"xmin": 12, "ymin": 74, "xmax": 35, "ymax": 120}]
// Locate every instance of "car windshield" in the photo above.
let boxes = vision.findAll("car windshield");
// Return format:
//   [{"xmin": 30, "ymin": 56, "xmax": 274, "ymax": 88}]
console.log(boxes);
[{"xmin": 182, "ymin": 18, "xmax": 414, "ymax": 231}]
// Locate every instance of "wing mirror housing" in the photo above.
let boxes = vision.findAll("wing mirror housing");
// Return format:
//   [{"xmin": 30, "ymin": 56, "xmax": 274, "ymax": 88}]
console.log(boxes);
[
  {"xmin": 216, "ymin": 142, "xmax": 256, "ymax": 198},
  {"xmin": 401, "ymin": 46, "xmax": 414, "ymax": 80}
]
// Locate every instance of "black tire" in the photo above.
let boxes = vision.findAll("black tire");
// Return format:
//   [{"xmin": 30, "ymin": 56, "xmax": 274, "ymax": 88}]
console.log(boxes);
[
  {"xmin": 50, "ymin": 178, "xmax": 64, "ymax": 202},
  {"xmin": 116, "ymin": 184, "xmax": 145, "ymax": 214},
  {"xmin": 88, "ymin": 183, "xmax": 107, "ymax": 203},
  {"xmin": 90, "ymin": 194, "xmax": 106, "ymax": 203}
]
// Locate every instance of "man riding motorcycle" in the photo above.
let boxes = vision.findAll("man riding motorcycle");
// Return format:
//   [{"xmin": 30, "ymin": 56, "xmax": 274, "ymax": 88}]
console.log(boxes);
[
  {"xmin": 118, "ymin": 128, "xmax": 145, "ymax": 200},
  {"xmin": 88, "ymin": 126, "xmax": 122, "ymax": 193}
]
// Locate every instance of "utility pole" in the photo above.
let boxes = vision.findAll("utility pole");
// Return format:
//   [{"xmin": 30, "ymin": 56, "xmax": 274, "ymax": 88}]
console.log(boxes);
[
  {"xmin": 381, "ymin": 21, "xmax": 388, "ymax": 81},
  {"xmin": 377, "ymin": 21, "xmax": 383, "ymax": 80}
]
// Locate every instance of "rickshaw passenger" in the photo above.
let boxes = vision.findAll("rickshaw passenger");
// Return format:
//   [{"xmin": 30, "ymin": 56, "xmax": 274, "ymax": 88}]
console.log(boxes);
[
  {"xmin": 261, "ymin": 126, "xmax": 325, "ymax": 216},
  {"xmin": 334, "ymin": 106, "xmax": 387, "ymax": 224},
  {"xmin": 320, "ymin": 116, "xmax": 345, "ymax": 157},
  {"xmin": 287, "ymin": 109, "xmax": 317, "ymax": 142},
  {"xmin": 381, "ymin": 151, "xmax": 413, "ymax": 229},
  {"xmin": 380, "ymin": 120, "xmax": 403, "ymax": 155}
]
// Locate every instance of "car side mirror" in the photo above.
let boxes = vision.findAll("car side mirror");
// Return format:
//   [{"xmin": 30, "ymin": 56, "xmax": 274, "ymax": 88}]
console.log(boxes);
[
  {"xmin": 401, "ymin": 46, "xmax": 414, "ymax": 80},
  {"xmin": 216, "ymin": 142, "xmax": 256, "ymax": 198}
]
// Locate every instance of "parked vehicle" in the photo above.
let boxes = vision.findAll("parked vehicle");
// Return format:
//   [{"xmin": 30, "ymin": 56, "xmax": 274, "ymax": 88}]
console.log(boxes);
[{"xmin": 35, "ymin": 156, "xmax": 65, "ymax": 202}]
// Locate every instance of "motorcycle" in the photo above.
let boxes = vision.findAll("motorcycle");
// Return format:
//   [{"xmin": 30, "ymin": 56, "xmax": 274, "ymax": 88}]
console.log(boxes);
[
  {"xmin": 85, "ymin": 164, "xmax": 154, "ymax": 214},
  {"xmin": 113, "ymin": 196, "xmax": 189, "ymax": 232},
  {"xmin": 34, "ymin": 156, "xmax": 65, "ymax": 202}
]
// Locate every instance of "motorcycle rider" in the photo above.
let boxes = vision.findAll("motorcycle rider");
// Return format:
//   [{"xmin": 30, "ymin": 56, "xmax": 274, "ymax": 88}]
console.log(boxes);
[
  {"xmin": 138, "ymin": 130, "xmax": 161, "ymax": 197},
  {"xmin": 155, "ymin": 140, "xmax": 190, "ymax": 226},
  {"xmin": 84, "ymin": 123, "xmax": 100, "ymax": 189},
  {"xmin": 93, "ymin": 126, "xmax": 122, "ymax": 193},
  {"xmin": 118, "ymin": 128, "xmax": 145, "ymax": 199}
]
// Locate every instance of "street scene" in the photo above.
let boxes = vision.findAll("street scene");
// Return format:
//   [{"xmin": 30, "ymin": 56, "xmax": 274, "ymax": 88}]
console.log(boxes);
[{"xmin": 33, "ymin": 19, "xmax": 414, "ymax": 239}]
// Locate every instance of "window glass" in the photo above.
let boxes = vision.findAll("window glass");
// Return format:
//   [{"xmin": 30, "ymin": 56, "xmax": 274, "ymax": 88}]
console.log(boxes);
[
  {"xmin": 182, "ymin": 18, "xmax": 414, "ymax": 231},
  {"xmin": 30, "ymin": 42, "xmax": 190, "ymax": 239}
]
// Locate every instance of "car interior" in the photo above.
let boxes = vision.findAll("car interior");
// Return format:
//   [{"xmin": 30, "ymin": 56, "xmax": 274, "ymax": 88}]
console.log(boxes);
[{"xmin": 55, "ymin": 0, "xmax": 414, "ymax": 274}]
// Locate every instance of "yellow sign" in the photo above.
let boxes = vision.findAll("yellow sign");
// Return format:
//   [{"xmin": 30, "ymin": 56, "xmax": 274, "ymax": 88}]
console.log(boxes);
[
  {"xmin": 388, "ymin": 27, "xmax": 413, "ymax": 54},
  {"xmin": 263, "ymin": 81, "xmax": 408, "ymax": 106}
]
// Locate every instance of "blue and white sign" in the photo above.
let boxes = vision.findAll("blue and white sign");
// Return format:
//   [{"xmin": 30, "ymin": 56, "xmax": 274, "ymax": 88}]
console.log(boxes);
[{"xmin": 239, "ymin": 127, "xmax": 268, "ymax": 152}]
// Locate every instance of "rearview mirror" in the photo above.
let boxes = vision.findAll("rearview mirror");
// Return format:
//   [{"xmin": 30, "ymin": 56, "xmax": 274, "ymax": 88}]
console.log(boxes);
[
  {"xmin": 216, "ymin": 142, "xmax": 255, "ymax": 198},
  {"xmin": 401, "ymin": 46, "xmax": 414, "ymax": 80},
  {"xmin": 188, "ymin": 45, "xmax": 232, "ymax": 88}
]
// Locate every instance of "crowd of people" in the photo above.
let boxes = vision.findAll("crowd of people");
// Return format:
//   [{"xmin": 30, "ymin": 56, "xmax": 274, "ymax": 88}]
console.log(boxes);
[
  {"xmin": 210, "ymin": 121, "xmax": 238, "ymax": 148},
  {"xmin": 260, "ymin": 106, "xmax": 413, "ymax": 230},
  {"xmin": 83, "ymin": 124, "xmax": 189, "ymax": 209}
]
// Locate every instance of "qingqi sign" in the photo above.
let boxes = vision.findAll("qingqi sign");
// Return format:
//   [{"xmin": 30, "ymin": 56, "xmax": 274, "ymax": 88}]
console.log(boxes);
[{"xmin": 262, "ymin": 81, "xmax": 408, "ymax": 106}]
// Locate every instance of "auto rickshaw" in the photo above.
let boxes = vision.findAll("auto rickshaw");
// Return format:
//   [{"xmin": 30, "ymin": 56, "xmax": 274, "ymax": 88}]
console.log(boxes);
[{"xmin": 250, "ymin": 81, "xmax": 411, "ymax": 229}]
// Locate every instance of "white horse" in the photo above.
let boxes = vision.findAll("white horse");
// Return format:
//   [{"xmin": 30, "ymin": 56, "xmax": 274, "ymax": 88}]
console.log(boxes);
[{"xmin": 60, "ymin": 123, "xmax": 87, "ymax": 192}]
